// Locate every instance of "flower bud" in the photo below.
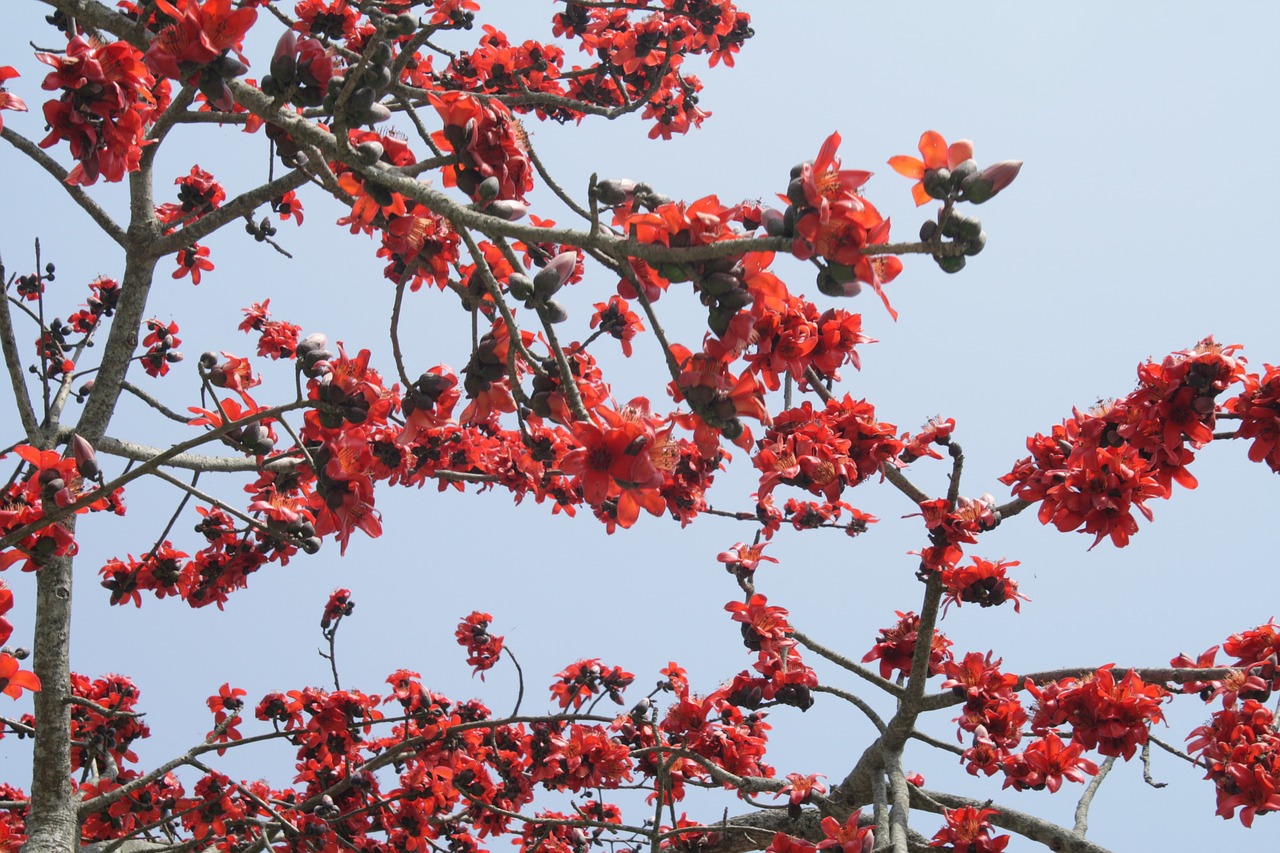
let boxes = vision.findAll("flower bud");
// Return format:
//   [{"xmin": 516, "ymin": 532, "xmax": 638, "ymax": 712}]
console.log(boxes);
[
  {"xmin": 486, "ymin": 200, "xmax": 528, "ymax": 221},
  {"xmin": 71, "ymin": 434, "xmax": 99, "ymax": 480},
  {"xmin": 961, "ymin": 160, "xmax": 1022, "ymax": 204},
  {"xmin": 596, "ymin": 178, "xmax": 636, "ymax": 206},
  {"xmin": 476, "ymin": 175, "xmax": 500, "ymax": 203},
  {"xmin": 761, "ymin": 207, "xmax": 786, "ymax": 237},
  {"xmin": 507, "ymin": 272, "xmax": 534, "ymax": 301},
  {"xmin": 541, "ymin": 299, "xmax": 569, "ymax": 324},
  {"xmin": 533, "ymin": 251, "xmax": 578, "ymax": 299},
  {"xmin": 355, "ymin": 140, "xmax": 384, "ymax": 165}
]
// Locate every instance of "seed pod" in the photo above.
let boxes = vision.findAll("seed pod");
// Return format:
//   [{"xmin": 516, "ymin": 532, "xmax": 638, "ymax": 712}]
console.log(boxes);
[
  {"xmin": 365, "ymin": 181, "xmax": 395, "ymax": 208},
  {"xmin": 355, "ymin": 140, "xmax": 384, "ymax": 165},
  {"xmin": 786, "ymin": 177, "xmax": 808, "ymax": 209},
  {"xmin": 476, "ymin": 175, "xmax": 500, "ymax": 202},
  {"xmin": 935, "ymin": 254, "xmax": 966, "ymax": 274},
  {"xmin": 922, "ymin": 168, "xmax": 952, "ymax": 200},
  {"xmin": 507, "ymin": 272, "xmax": 534, "ymax": 301},
  {"xmin": 761, "ymin": 207, "xmax": 786, "ymax": 237},
  {"xmin": 715, "ymin": 288, "xmax": 753, "ymax": 312},
  {"xmin": 390, "ymin": 13, "xmax": 417, "ymax": 36},
  {"xmin": 700, "ymin": 271, "xmax": 742, "ymax": 296},
  {"xmin": 949, "ymin": 158, "xmax": 978, "ymax": 189},
  {"xmin": 370, "ymin": 41, "xmax": 394, "ymax": 66},
  {"xmin": 963, "ymin": 231, "xmax": 987, "ymax": 256},
  {"xmin": 707, "ymin": 306, "xmax": 734, "ymax": 338},
  {"xmin": 541, "ymin": 299, "xmax": 569, "ymax": 324},
  {"xmin": 294, "ymin": 85, "xmax": 325, "ymax": 108},
  {"xmin": 364, "ymin": 102, "xmax": 392, "ymax": 125},
  {"xmin": 368, "ymin": 64, "xmax": 393, "ymax": 91}
]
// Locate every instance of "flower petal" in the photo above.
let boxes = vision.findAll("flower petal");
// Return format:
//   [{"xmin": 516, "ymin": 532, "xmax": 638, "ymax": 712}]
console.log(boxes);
[
  {"xmin": 887, "ymin": 155, "xmax": 924, "ymax": 179},
  {"xmin": 918, "ymin": 131, "xmax": 949, "ymax": 169}
]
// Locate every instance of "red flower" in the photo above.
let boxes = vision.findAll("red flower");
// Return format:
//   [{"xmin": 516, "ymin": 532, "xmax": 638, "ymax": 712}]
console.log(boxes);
[
  {"xmin": 173, "ymin": 244, "xmax": 213, "ymax": 284},
  {"xmin": 271, "ymin": 190, "xmax": 304, "ymax": 224},
  {"xmin": 144, "ymin": 0, "xmax": 258, "ymax": 82},
  {"xmin": 0, "ymin": 66, "xmax": 27, "ymax": 132},
  {"xmin": 716, "ymin": 541, "xmax": 778, "ymax": 574},
  {"xmin": 455, "ymin": 611, "xmax": 505, "ymax": 678},
  {"xmin": 928, "ymin": 806, "xmax": 1009, "ymax": 852},
  {"xmin": 589, "ymin": 296, "xmax": 644, "ymax": 357},
  {"xmin": 1002, "ymin": 732, "xmax": 1098, "ymax": 793},
  {"xmin": 776, "ymin": 773, "xmax": 826, "ymax": 819},
  {"xmin": 1229, "ymin": 363, "xmax": 1280, "ymax": 473},
  {"xmin": 888, "ymin": 131, "xmax": 974, "ymax": 206},
  {"xmin": 319, "ymin": 588, "xmax": 353, "ymax": 629},
  {"xmin": 560, "ymin": 408, "xmax": 665, "ymax": 528},
  {"xmin": 862, "ymin": 611, "xmax": 952, "ymax": 681},
  {"xmin": 0, "ymin": 654, "xmax": 41, "ymax": 699},
  {"xmin": 816, "ymin": 811, "xmax": 873, "ymax": 853},
  {"xmin": 940, "ymin": 557, "xmax": 1028, "ymax": 614},
  {"xmin": 550, "ymin": 659, "xmax": 634, "ymax": 710}
]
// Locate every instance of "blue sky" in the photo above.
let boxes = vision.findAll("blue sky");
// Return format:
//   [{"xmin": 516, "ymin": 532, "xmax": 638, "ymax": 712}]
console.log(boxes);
[{"xmin": 2, "ymin": 2, "xmax": 1279, "ymax": 849}]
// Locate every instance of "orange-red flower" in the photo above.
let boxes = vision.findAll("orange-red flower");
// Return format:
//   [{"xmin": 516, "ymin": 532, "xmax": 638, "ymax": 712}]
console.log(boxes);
[
  {"xmin": 0, "ymin": 653, "xmax": 41, "ymax": 699},
  {"xmin": 888, "ymin": 131, "xmax": 974, "ymax": 206}
]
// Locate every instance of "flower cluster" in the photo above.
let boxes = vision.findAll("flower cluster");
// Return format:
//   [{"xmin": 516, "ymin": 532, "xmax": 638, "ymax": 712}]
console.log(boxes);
[
  {"xmin": 237, "ymin": 300, "xmax": 300, "ymax": 360},
  {"xmin": 156, "ymin": 165, "xmax": 225, "ymax": 227},
  {"xmin": 430, "ymin": 91, "xmax": 533, "ymax": 203},
  {"xmin": 940, "ymin": 557, "xmax": 1027, "ymax": 614},
  {"xmin": 862, "ymin": 611, "xmax": 953, "ymax": 681},
  {"xmin": 37, "ymin": 35, "xmax": 160, "ymax": 185},
  {"xmin": 1027, "ymin": 666, "xmax": 1167, "ymax": 760},
  {"xmin": 1001, "ymin": 339, "xmax": 1248, "ymax": 548},
  {"xmin": 1227, "ymin": 362, "xmax": 1280, "ymax": 473},
  {"xmin": 1187, "ymin": 700, "xmax": 1280, "ymax": 827},
  {"xmin": 455, "ymin": 611, "xmax": 505, "ymax": 677},
  {"xmin": 754, "ymin": 396, "xmax": 902, "ymax": 504},
  {"xmin": 908, "ymin": 496, "xmax": 997, "ymax": 572},
  {"xmin": 725, "ymin": 594, "xmax": 817, "ymax": 709},
  {"xmin": 550, "ymin": 659, "xmax": 635, "ymax": 711}
]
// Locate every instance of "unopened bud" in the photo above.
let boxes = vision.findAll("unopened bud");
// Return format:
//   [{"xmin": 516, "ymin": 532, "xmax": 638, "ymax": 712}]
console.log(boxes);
[
  {"xmin": 596, "ymin": 178, "xmax": 636, "ymax": 206},
  {"xmin": 533, "ymin": 251, "xmax": 578, "ymax": 299},
  {"xmin": 71, "ymin": 434, "xmax": 99, "ymax": 480},
  {"xmin": 476, "ymin": 175, "xmax": 500, "ymax": 203},
  {"xmin": 486, "ymin": 200, "xmax": 528, "ymax": 221},
  {"xmin": 961, "ymin": 160, "xmax": 1022, "ymax": 204}
]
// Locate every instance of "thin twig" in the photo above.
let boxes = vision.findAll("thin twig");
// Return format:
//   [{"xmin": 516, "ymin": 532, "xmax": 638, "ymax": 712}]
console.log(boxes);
[{"xmin": 1073, "ymin": 755, "xmax": 1115, "ymax": 835}]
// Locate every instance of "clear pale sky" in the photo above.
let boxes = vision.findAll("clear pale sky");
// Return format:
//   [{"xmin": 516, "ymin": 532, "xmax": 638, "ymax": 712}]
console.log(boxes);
[{"xmin": 2, "ymin": 2, "xmax": 1279, "ymax": 849}]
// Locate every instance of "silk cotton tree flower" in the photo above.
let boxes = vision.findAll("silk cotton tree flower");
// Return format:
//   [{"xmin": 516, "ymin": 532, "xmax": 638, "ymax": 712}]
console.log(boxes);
[{"xmin": 888, "ymin": 130, "xmax": 975, "ymax": 206}]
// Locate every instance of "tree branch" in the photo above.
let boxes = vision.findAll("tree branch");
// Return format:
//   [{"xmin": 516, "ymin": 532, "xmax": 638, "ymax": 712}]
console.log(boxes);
[{"xmin": 0, "ymin": 128, "xmax": 128, "ymax": 247}]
